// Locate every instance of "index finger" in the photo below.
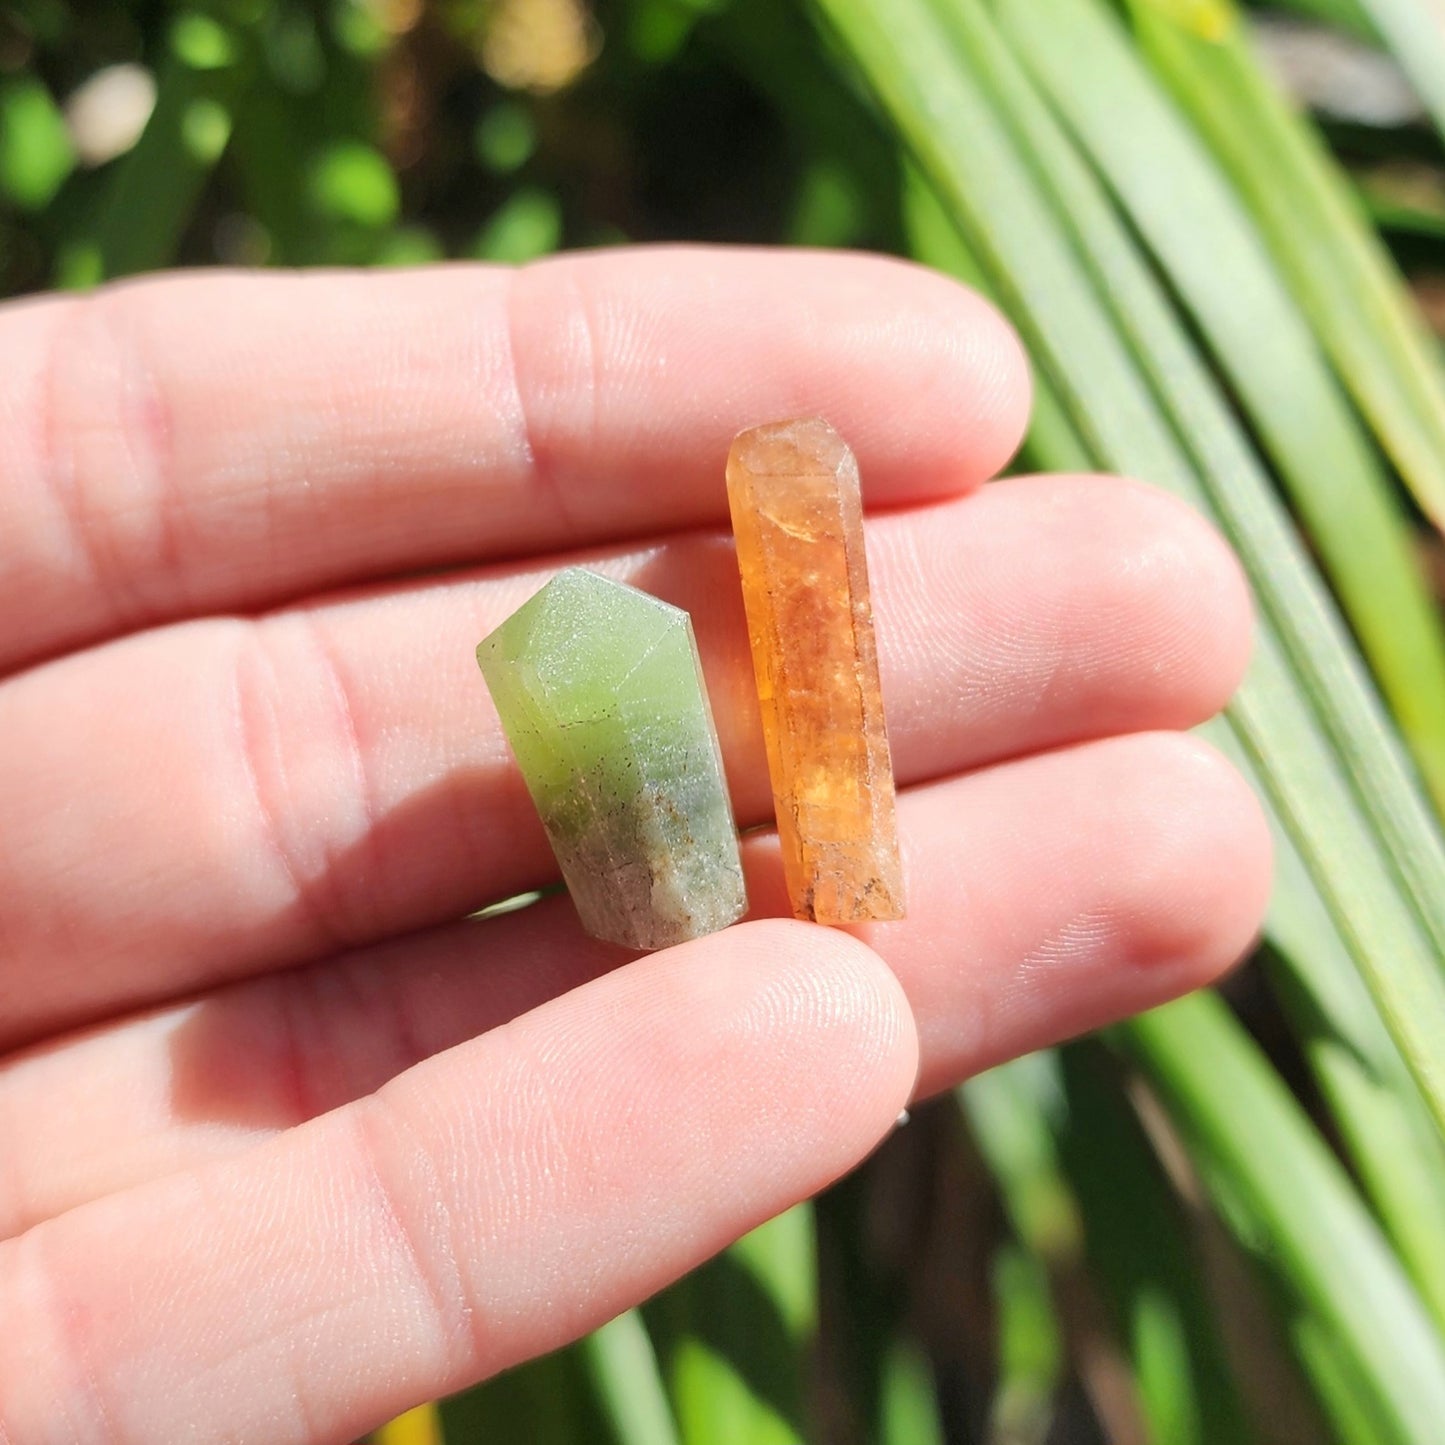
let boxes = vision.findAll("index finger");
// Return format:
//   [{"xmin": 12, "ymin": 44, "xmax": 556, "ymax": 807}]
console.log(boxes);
[{"xmin": 0, "ymin": 247, "xmax": 1029, "ymax": 671}]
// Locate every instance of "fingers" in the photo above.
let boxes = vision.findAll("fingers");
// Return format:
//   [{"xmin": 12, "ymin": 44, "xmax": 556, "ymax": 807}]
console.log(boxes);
[
  {"xmin": 0, "ymin": 921, "xmax": 918, "ymax": 1443},
  {"xmin": 0, "ymin": 731, "xmax": 1272, "ymax": 1239},
  {"xmin": 0, "ymin": 477, "xmax": 1252, "ymax": 1043},
  {"xmin": 0, "ymin": 248, "xmax": 1029, "ymax": 670}
]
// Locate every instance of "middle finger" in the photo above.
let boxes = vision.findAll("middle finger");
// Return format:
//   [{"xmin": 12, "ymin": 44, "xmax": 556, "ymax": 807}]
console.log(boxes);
[{"xmin": 0, "ymin": 474, "xmax": 1248, "ymax": 1044}]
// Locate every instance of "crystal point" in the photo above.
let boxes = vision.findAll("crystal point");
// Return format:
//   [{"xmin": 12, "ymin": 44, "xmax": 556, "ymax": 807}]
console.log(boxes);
[
  {"xmin": 477, "ymin": 568, "xmax": 746, "ymax": 950},
  {"xmin": 726, "ymin": 418, "xmax": 904, "ymax": 923}
]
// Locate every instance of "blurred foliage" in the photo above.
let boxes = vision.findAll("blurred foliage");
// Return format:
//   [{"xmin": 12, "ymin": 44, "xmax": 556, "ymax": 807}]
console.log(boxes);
[
  {"xmin": 9, "ymin": 1, "xmax": 1445, "ymax": 1443},
  {"xmin": 0, "ymin": 0, "xmax": 908, "ymax": 290}
]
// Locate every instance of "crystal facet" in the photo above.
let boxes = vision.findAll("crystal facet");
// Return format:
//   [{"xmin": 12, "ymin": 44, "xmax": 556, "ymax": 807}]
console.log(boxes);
[
  {"xmin": 726, "ymin": 418, "xmax": 904, "ymax": 923},
  {"xmin": 476, "ymin": 568, "xmax": 747, "ymax": 950}
]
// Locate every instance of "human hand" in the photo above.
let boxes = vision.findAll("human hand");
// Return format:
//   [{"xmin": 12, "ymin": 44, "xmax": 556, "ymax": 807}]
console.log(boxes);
[{"xmin": 0, "ymin": 248, "xmax": 1270, "ymax": 1441}]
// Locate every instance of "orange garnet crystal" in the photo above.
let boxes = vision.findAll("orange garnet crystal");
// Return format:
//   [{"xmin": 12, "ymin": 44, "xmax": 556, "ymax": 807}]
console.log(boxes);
[{"xmin": 726, "ymin": 417, "xmax": 904, "ymax": 924}]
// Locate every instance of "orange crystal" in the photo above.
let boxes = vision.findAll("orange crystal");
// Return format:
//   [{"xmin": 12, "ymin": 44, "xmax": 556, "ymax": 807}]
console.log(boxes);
[{"xmin": 726, "ymin": 417, "xmax": 904, "ymax": 923}]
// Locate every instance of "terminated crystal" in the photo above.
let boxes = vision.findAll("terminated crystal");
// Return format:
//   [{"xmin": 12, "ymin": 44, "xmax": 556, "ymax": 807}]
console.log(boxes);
[
  {"xmin": 726, "ymin": 418, "xmax": 904, "ymax": 924},
  {"xmin": 476, "ymin": 568, "xmax": 746, "ymax": 950}
]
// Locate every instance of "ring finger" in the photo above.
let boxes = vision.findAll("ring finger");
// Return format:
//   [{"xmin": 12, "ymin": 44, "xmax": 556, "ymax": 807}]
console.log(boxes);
[{"xmin": 0, "ymin": 728, "xmax": 1271, "ymax": 1239}]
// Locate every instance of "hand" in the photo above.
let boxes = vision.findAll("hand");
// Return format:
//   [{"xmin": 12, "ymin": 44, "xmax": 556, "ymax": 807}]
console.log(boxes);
[{"xmin": 0, "ymin": 248, "xmax": 1270, "ymax": 1441}]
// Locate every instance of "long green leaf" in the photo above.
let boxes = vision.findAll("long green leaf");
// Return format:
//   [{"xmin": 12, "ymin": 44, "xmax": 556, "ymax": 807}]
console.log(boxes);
[
  {"xmin": 1123, "ymin": 993, "xmax": 1445, "ymax": 1445},
  {"xmin": 583, "ymin": 1311, "xmax": 682, "ymax": 1445},
  {"xmin": 821, "ymin": 3, "xmax": 1445, "ymax": 1430},
  {"xmin": 1057, "ymin": 1042, "xmax": 1255, "ymax": 1445},
  {"xmin": 963, "ymin": 1056, "xmax": 1082, "ymax": 1267},
  {"xmin": 935, "ymin": 0, "xmax": 1445, "ymax": 965},
  {"xmin": 965, "ymin": 1055, "xmax": 1265, "ymax": 1444},
  {"xmin": 1128, "ymin": 0, "xmax": 1445, "ymax": 535},
  {"xmin": 973, "ymin": 0, "xmax": 1445, "ymax": 1184},
  {"xmin": 1253, "ymin": 778, "xmax": 1445, "ymax": 1331},
  {"xmin": 928, "ymin": 0, "xmax": 1445, "ymax": 1312},
  {"xmin": 645, "ymin": 1207, "xmax": 814, "ymax": 1445},
  {"xmin": 961, "ymin": 1061, "xmax": 1091, "ymax": 1440},
  {"xmin": 879, "ymin": 1341, "xmax": 945, "ymax": 1445},
  {"xmin": 912, "ymin": 179, "xmax": 1445, "ymax": 1360},
  {"xmin": 1293, "ymin": 1315, "xmax": 1405, "ymax": 1445},
  {"xmin": 909, "ymin": 169, "xmax": 1445, "ymax": 1320},
  {"xmin": 997, "ymin": 0, "xmax": 1445, "ymax": 808},
  {"xmin": 989, "ymin": 1242, "xmax": 1062, "ymax": 1445},
  {"xmin": 813, "ymin": 0, "xmax": 1445, "ymax": 1154}
]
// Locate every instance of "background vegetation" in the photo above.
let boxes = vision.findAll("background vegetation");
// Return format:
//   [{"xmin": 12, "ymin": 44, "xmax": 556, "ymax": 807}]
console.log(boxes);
[{"xmin": 7, "ymin": 0, "xmax": 1445, "ymax": 1441}]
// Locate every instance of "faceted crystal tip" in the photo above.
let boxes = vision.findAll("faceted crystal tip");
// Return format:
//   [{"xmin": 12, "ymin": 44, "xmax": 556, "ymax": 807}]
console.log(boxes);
[
  {"xmin": 476, "ymin": 567, "xmax": 747, "ymax": 950},
  {"xmin": 726, "ymin": 418, "xmax": 905, "ymax": 924}
]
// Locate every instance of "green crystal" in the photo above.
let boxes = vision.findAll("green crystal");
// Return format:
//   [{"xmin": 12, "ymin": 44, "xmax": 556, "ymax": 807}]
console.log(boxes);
[{"xmin": 476, "ymin": 568, "xmax": 747, "ymax": 950}]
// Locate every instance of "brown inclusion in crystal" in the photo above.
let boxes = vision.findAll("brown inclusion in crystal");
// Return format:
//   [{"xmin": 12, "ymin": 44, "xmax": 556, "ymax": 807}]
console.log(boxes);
[{"xmin": 726, "ymin": 418, "xmax": 904, "ymax": 923}]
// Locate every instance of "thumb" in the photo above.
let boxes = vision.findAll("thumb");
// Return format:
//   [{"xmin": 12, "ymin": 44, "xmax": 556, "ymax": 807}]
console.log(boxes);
[{"xmin": 0, "ymin": 918, "xmax": 917, "ymax": 1445}]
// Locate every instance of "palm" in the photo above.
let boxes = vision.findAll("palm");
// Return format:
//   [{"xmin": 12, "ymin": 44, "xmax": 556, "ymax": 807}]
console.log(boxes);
[{"xmin": 0, "ymin": 248, "xmax": 1268, "ymax": 1442}]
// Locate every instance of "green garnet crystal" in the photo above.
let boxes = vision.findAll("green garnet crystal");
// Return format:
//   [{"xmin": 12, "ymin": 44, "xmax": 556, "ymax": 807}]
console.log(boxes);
[{"xmin": 476, "ymin": 568, "xmax": 747, "ymax": 950}]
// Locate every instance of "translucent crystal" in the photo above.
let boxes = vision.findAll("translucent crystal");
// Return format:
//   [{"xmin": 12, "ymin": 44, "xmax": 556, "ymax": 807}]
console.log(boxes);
[
  {"xmin": 726, "ymin": 417, "xmax": 905, "ymax": 923},
  {"xmin": 476, "ymin": 568, "xmax": 747, "ymax": 950}
]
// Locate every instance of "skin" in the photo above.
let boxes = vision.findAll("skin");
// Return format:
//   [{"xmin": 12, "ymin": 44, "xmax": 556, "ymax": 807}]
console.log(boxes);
[{"xmin": 0, "ymin": 247, "xmax": 1272, "ymax": 1443}]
